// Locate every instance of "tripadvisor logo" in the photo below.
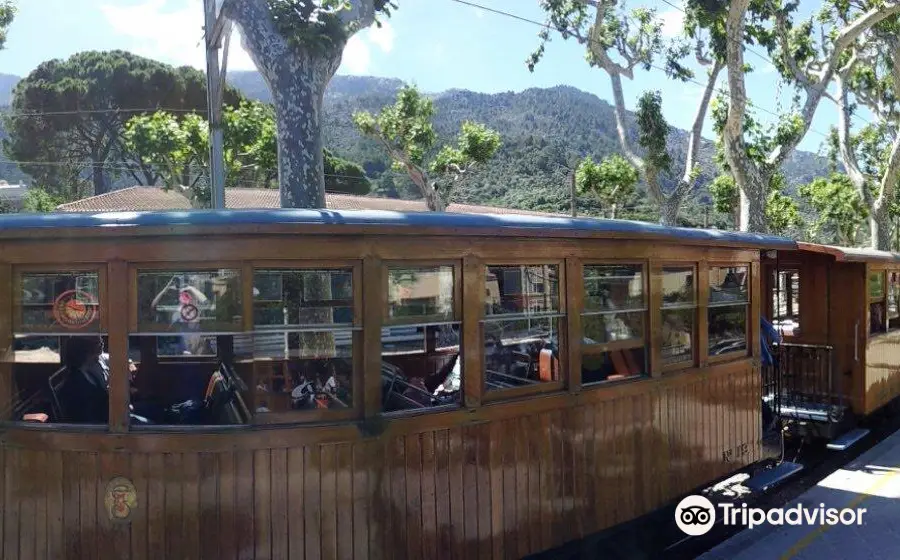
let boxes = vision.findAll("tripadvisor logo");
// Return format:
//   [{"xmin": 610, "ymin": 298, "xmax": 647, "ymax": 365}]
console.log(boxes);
[
  {"xmin": 675, "ymin": 495, "xmax": 716, "ymax": 536},
  {"xmin": 675, "ymin": 495, "xmax": 868, "ymax": 535}
]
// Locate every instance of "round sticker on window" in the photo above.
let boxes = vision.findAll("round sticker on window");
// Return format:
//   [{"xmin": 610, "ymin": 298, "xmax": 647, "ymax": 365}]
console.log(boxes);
[
  {"xmin": 180, "ymin": 304, "xmax": 199, "ymax": 322},
  {"xmin": 53, "ymin": 290, "xmax": 98, "ymax": 329}
]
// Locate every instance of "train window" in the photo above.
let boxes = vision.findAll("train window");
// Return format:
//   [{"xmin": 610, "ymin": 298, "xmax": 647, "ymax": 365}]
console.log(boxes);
[
  {"xmin": 889, "ymin": 272, "xmax": 900, "ymax": 330},
  {"xmin": 128, "ymin": 267, "xmax": 249, "ymax": 427},
  {"xmin": 772, "ymin": 269, "xmax": 800, "ymax": 336},
  {"xmin": 660, "ymin": 266, "xmax": 696, "ymax": 367},
  {"xmin": 251, "ymin": 268, "xmax": 358, "ymax": 419},
  {"xmin": 484, "ymin": 264, "xmax": 563, "ymax": 393},
  {"xmin": 869, "ymin": 272, "xmax": 885, "ymax": 299},
  {"xmin": 135, "ymin": 269, "xmax": 242, "ymax": 332},
  {"xmin": 870, "ymin": 271, "xmax": 887, "ymax": 336},
  {"xmin": 382, "ymin": 265, "xmax": 461, "ymax": 413},
  {"xmin": 708, "ymin": 266, "xmax": 749, "ymax": 357},
  {"xmin": 581, "ymin": 264, "xmax": 647, "ymax": 384},
  {"xmin": 5, "ymin": 270, "xmax": 108, "ymax": 425}
]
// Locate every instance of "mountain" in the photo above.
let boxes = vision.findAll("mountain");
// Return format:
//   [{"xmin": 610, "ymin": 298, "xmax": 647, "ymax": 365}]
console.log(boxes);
[
  {"xmin": 227, "ymin": 71, "xmax": 829, "ymax": 225},
  {"xmin": 0, "ymin": 67, "xmax": 830, "ymax": 226}
]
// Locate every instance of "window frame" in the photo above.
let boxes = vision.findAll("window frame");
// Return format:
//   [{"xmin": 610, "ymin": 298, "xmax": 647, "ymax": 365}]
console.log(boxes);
[
  {"xmin": 706, "ymin": 262, "xmax": 751, "ymax": 364},
  {"xmin": 579, "ymin": 260, "xmax": 649, "ymax": 386},
  {"xmin": 247, "ymin": 260, "xmax": 364, "ymax": 424},
  {"xmin": 888, "ymin": 269, "xmax": 900, "ymax": 331},
  {"xmin": 380, "ymin": 259, "xmax": 463, "ymax": 416},
  {"xmin": 658, "ymin": 262, "xmax": 698, "ymax": 372},
  {"xmin": 481, "ymin": 259, "xmax": 567, "ymax": 402}
]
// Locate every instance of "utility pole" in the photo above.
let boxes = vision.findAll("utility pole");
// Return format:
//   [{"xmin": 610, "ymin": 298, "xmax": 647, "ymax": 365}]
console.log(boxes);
[
  {"xmin": 570, "ymin": 169, "xmax": 578, "ymax": 218},
  {"xmin": 204, "ymin": 0, "xmax": 232, "ymax": 210}
]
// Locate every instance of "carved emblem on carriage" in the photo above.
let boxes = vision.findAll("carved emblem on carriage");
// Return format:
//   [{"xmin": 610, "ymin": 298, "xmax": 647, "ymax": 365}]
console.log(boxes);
[{"xmin": 104, "ymin": 477, "xmax": 138, "ymax": 522}]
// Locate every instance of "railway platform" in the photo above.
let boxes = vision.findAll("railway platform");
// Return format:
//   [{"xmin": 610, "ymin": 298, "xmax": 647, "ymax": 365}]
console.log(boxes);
[{"xmin": 699, "ymin": 427, "xmax": 900, "ymax": 559}]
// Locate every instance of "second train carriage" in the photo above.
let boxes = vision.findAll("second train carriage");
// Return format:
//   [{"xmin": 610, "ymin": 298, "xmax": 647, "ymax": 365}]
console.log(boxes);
[
  {"xmin": 0, "ymin": 208, "xmax": 859, "ymax": 559},
  {"xmin": 761, "ymin": 241, "xmax": 900, "ymax": 448}
]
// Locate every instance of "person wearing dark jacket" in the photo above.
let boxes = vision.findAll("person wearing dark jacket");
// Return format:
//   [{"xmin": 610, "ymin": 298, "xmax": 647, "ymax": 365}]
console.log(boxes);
[{"xmin": 62, "ymin": 336, "xmax": 150, "ymax": 424}]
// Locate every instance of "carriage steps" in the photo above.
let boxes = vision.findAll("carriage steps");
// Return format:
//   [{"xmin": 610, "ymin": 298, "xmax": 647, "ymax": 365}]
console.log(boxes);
[
  {"xmin": 826, "ymin": 427, "xmax": 870, "ymax": 451},
  {"xmin": 744, "ymin": 461, "xmax": 804, "ymax": 493}
]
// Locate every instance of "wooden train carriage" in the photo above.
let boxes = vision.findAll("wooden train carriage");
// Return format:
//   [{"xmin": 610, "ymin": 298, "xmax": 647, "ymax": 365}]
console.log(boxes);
[
  {"xmin": 0, "ymin": 210, "xmax": 792, "ymax": 559},
  {"xmin": 762, "ymin": 242, "xmax": 900, "ymax": 442}
]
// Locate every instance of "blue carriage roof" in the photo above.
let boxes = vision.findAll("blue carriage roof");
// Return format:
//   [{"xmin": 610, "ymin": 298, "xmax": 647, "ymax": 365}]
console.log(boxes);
[{"xmin": 0, "ymin": 209, "xmax": 798, "ymax": 249}]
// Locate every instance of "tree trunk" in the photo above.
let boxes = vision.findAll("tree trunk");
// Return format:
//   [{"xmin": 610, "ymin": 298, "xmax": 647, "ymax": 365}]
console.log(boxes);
[
  {"xmin": 91, "ymin": 158, "xmax": 108, "ymax": 196},
  {"xmin": 658, "ymin": 197, "xmax": 679, "ymax": 226},
  {"xmin": 609, "ymin": 203, "xmax": 618, "ymax": 220},
  {"xmin": 268, "ymin": 71, "xmax": 329, "ymax": 208},
  {"xmin": 740, "ymin": 182, "xmax": 768, "ymax": 234},
  {"xmin": 871, "ymin": 203, "xmax": 892, "ymax": 250},
  {"xmin": 224, "ymin": 0, "xmax": 346, "ymax": 209}
]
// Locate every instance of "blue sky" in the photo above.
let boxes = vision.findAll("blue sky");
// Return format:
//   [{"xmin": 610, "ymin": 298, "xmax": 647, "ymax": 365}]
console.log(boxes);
[{"xmin": 0, "ymin": 0, "xmax": 856, "ymax": 154}]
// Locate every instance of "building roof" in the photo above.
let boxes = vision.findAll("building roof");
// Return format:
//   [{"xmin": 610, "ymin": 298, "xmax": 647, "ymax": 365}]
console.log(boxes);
[
  {"xmin": 796, "ymin": 242, "xmax": 900, "ymax": 264},
  {"xmin": 0, "ymin": 207, "xmax": 798, "ymax": 250},
  {"xmin": 55, "ymin": 186, "xmax": 562, "ymax": 218}
]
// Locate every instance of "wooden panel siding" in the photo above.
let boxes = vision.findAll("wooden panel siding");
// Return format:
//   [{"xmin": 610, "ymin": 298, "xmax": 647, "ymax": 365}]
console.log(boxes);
[{"xmin": 0, "ymin": 360, "xmax": 760, "ymax": 560}]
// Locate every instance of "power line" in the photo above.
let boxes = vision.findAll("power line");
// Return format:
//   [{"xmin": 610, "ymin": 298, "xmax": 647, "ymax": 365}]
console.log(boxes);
[{"xmin": 446, "ymin": 0, "xmax": 878, "ymax": 139}]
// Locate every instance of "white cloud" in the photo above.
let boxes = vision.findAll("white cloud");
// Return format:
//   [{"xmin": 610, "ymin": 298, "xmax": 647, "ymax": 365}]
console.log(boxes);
[
  {"xmin": 659, "ymin": 8, "xmax": 685, "ymax": 38},
  {"xmin": 100, "ymin": 0, "xmax": 256, "ymax": 71},
  {"xmin": 100, "ymin": 0, "xmax": 396, "ymax": 76}
]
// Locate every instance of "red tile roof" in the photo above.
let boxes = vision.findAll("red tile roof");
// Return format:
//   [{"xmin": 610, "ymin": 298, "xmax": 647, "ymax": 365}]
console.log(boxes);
[{"xmin": 55, "ymin": 186, "xmax": 562, "ymax": 217}]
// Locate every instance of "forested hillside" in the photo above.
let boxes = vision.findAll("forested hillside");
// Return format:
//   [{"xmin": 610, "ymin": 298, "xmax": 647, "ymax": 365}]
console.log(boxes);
[
  {"xmin": 230, "ymin": 71, "xmax": 829, "ymax": 225},
  {"xmin": 1, "ymin": 69, "xmax": 830, "ymax": 225}
]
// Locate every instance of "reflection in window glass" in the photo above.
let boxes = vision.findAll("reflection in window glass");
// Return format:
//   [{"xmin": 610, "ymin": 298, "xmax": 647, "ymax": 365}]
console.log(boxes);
[
  {"xmin": 662, "ymin": 308, "xmax": 694, "ymax": 365},
  {"xmin": 889, "ymin": 272, "xmax": 900, "ymax": 329},
  {"xmin": 584, "ymin": 265, "xmax": 643, "ymax": 311},
  {"xmin": 19, "ymin": 271, "xmax": 101, "ymax": 331},
  {"xmin": 387, "ymin": 266, "xmax": 454, "ymax": 322},
  {"xmin": 870, "ymin": 272, "xmax": 885, "ymax": 299},
  {"xmin": 871, "ymin": 302, "xmax": 886, "ymax": 335},
  {"xmin": 485, "ymin": 265, "xmax": 559, "ymax": 316},
  {"xmin": 484, "ymin": 264, "xmax": 563, "ymax": 392},
  {"xmin": 708, "ymin": 266, "xmax": 749, "ymax": 357},
  {"xmin": 709, "ymin": 306, "xmax": 748, "ymax": 356},
  {"xmin": 137, "ymin": 269, "xmax": 242, "ymax": 331},
  {"xmin": 382, "ymin": 325, "xmax": 461, "ymax": 413},
  {"xmin": 127, "ymin": 334, "xmax": 252, "ymax": 426},
  {"xmin": 249, "ymin": 267, "xmax": 360, "ymax": 419},
  {"xmin": 250, "ymin": 331, "xmax": 354, "ymax": 414},
  {"xmin": 254, "ymin": 269, "xmax": 353, "ymax": 327},
  {"xmin": 581, "ymin": 264, "xmax": 647, "ymax": 384},
  {"xmin": 582, "ymin": 312, "xmax": 643, "ymax": 344},
  {"xmin": 772, "ymin": 269, "xmax": 800, "ymax": 336},
  {"xmin": 709, "ymin": 266, "xmax": 748, "ymax": 303},
  {"xmin": 583, "ymin": 349, "xmax": 646, "ymax": 384},
  {"xmin": 661, "ymin": 267, "xmax": 695, "ymax": 366},
  {"xmin": 484, "ymin": 317, "xmax": 560, "ymax": 391},
  {"xmin": 4, "ymin": 334, "xmax": 114, "ymax": 425},
  {"xmin": 662, "ymin": 267, "xmax": 695, "ymax": 306}
]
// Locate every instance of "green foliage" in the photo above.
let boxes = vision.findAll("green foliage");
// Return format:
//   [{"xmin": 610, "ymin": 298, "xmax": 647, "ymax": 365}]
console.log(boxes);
[
  {"xmin": 636, "ymin": 91, "xmax": 672, "ymax": 174},
  {"xmin": 21, "ymin": 187, "xmax": 61, "ymax": 213},
  {"xmin": 3, "ymin": 50, "xmax": 243, "ymax": 201},
  {"xmin": 575, "ymin": 154, "xmax": 639, "ymax": 217},
  {"xmin": 766, "ymin": 174, "xmax": 803, "ymax": 236},
  {"xmin": 709, "ymin": 174, "xmax": 737, "ymax": 215},
  {"xmin": 265, "ymin": 0, "xmax": 397, "ymax": 56},
  {"xmin": 799, "ymin": 173, "xmax": 868, "ymax": 245},
  {"xmin": 353, "ymin": 85, "xmax": 500, "ymax": 208},
  {"xmin": 0, "ymin": 0, "xmax": 15, "ymax": 51},
  {"xmin": 125, "ymin": 101, "xmax": 370, "ymax": 204}
]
